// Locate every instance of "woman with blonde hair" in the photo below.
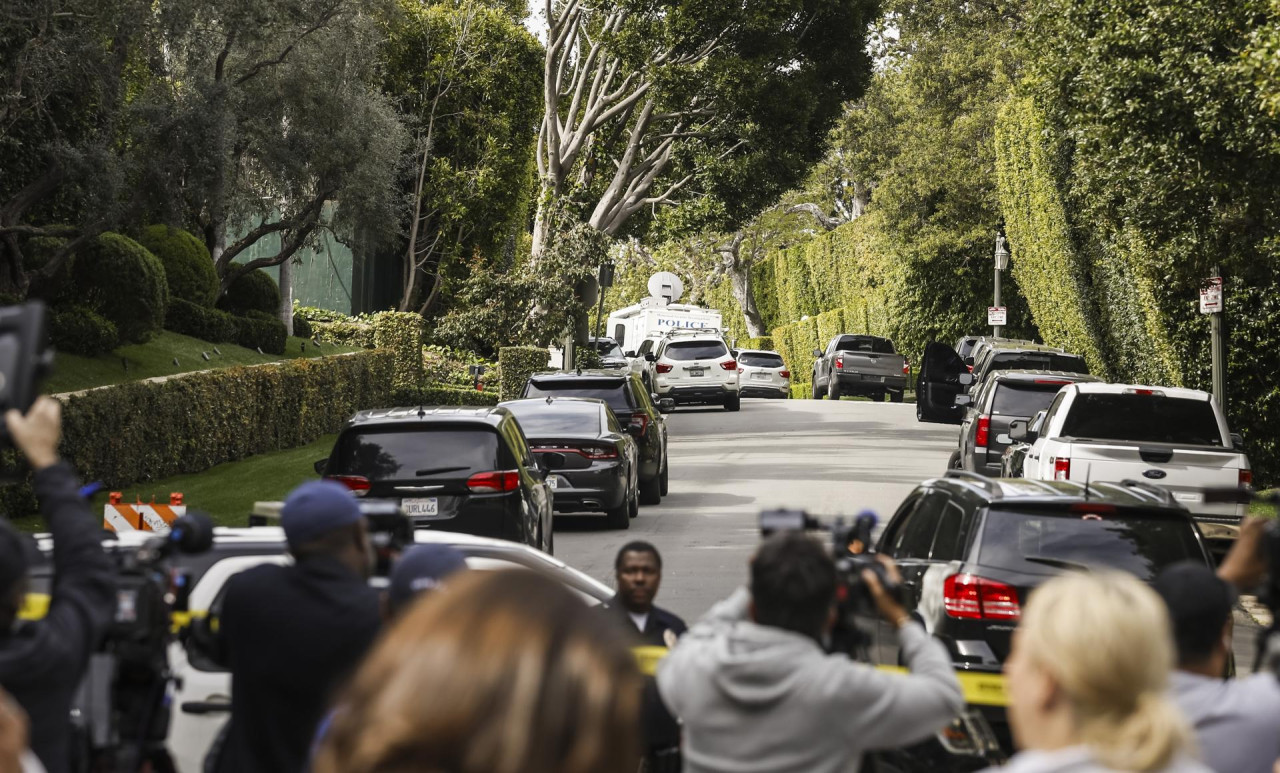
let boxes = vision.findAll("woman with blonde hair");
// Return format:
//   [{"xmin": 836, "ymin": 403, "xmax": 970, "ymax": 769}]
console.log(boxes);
[
  {"xmin": 313, "ymin": 569, "xmax": 642, "ymax": 773},
  {"xmin": 991, "ymin": 570, "xmax": 1211, "ymax": 773}
]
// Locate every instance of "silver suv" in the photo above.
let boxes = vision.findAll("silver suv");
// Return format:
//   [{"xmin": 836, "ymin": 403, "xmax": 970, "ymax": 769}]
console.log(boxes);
[{"xmin": 653, "ymin": 331, "xmax": 741, "ymax": 411}]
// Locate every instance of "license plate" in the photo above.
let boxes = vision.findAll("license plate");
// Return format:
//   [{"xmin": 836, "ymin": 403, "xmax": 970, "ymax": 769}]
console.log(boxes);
[
  {"xmin": 689, "ymin": 369, "xmax": 704, "ymax": 377},
  {"xmin": 752, "ymin": 372, "xmax": 768, "ymax": 380},
  {"xmin": 402, "ymin": 498, "xmax": 439, "ymax": 517},
  {"xmin": 548, "ymin": 477, "xmax": 559, "ymax": 489}
]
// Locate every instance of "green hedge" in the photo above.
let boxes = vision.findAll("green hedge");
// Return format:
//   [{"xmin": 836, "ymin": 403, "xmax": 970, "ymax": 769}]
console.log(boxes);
[
  {"xmin": 136, "ymin": 226, "xmax": 219, "ymax": 308},
  {"xmin": 292, "ymin": 314, "xmax": 313, "ymax": 339},
  {"xmin": 166, "ymin": 298, "xmax": 238, "ymax": 343},
  {"xmin": 372, "ymin": 312, "xmax": 425, "ymax": 392},
  {"xmin": 72, "ymin": 233, "xmax": 170, "ymax": 344},
  {"xmin": 218, "ymin": 265, "xmax": 280, "ymax": 315},
  {"xmin": 233, "ymin": 311, "xmax": 287, "ymax": 354},
  {"xmin": 389, "ymin": 384, "xmax": 500, "ymax": 407},
  {"xmin": 742, "ymin": 336, "xmax": 774, "ymax": 350},
  {"xmin": 499, "ymin": 346, "xmax": 549, "ymax": 400},
  {"xmin": 49, "ymin": 305, "xmax": 118, "ymax": 356}
]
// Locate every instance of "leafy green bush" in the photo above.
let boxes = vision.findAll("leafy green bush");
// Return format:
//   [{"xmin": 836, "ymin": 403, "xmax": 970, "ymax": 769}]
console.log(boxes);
[
  {"xmin": 233, "ymin": 311, "xmax": 287, "ymax": 355},
  {"xmin": 499, "ymin": 346, "xmax": 550, "ymax": 400},
  {"xmin": 388, "ymin": 384, "xmax": 500, "ymax": 407},
  {"xmin": 218, "ymin": 265, "xmax": 280, "ymax": 315},
  {"xmin": 165, "ymin": 298, "xmax": 238, "ymax": 343},
  {"xmin": 372, "ymin": 312, "xmax": 425, "ymax": 391},
  {"xmin": 135, "ymin": 226, "xmax": 219, "ymax": 308},
  {"xmin": 742, "ymin": 336, "xmax": 774, "ymax": 350},
  {"xmin": 292, "ymin": 314, "xmax": 313, "ymax": 339},
  {"xmin": 72, "ymin": 233, "xmax": 170, "ymax": 344},
  {"xmin": 23, "ymin": 236, "xmax": 77, "ymax": 304},
  {"xmin": 422, "ymin": 344, "xmax": 497, "ymax": 390},
  {"xmin": 49, "ymin": 305, "xmax": 119, "ymax": 357}
]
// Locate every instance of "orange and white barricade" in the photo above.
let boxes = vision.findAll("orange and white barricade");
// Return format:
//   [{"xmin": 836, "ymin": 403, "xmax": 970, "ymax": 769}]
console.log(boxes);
[{"xmin": 103, "ymin": 492, "xmax": 186, "ymax": 534}]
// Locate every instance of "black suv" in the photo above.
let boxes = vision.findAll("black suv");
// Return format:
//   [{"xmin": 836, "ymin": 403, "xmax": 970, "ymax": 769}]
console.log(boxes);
[
  {"xmin": 521, "ymin": 370, "xmax": 671, "ymax": 505},
  {"xmin": 861, "ymin": 471, "xmax": 1213, "ymax": 772},
  {"xmin": 316, "ymin": 407, "xmax": 555, "ymax": 553}
]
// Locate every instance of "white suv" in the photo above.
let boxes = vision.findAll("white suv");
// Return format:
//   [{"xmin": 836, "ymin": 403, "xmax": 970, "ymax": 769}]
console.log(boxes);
[
  {"xmin": 736, "ymin": 349, "xmax": 790, "ymax": 399},
  {"xmin": 653, "ymin": 332, "xmax": 741, "ymax": 411}
]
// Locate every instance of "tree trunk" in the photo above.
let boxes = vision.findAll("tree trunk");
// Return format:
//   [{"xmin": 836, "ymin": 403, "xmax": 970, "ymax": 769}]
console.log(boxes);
[
  {"xmin": 728, "ymin": 263, "xmax": 765, "ymax": 337},
  {"xmin": 531, "ymin": 183, "xmax": 554, "ymax": 260},
  {"xmin": 279, "ymin": 256, "xmax": 294, "ymax": 336}
]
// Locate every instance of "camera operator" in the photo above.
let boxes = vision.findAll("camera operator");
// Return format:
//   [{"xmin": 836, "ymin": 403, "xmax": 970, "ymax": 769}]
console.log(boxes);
[
  {"xmin": 656, "ymin": 531, "xmax": 962, "ymax": 773},
  {"xmin": 1152, "ymin": 519, "xmax": 1280, "ymax": 773},
  {"xmin": 0, "ymin": 397, "xmax": 116, "ymax": 773},
  {"xmin": 207, "ymin": 480, "xmax": 381, "ymax": 773}
]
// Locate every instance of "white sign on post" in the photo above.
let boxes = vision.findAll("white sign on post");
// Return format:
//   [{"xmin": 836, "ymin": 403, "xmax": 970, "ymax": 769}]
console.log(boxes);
[
  {"xmin": 987, "ymin": 306, "xmax": 1007, "ymax": 326},
  {"xmin": 1199, "ymin": 277, "xmax": 1223, "ymax": 314}
]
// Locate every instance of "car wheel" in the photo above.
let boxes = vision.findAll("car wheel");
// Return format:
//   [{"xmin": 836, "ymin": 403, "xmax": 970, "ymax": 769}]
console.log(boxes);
[
  {"xmin": 811, "ymin": 380, "xmax": 822, "ymax": 400},
  {"xmin": 890, "ymin": 389, "xmax": 904, "ymax": 403},
  {"xmin": 639, "ymin": 473, "xmax": 661, "ymax": 505},
  {"xmin": 545, "ymin": 521, "xmax": 554, "ymax": 555},
  {"xmin": 659, "ymin": 459, "xmax": 669, "ymax": 496},
  {"xmin": 947, "ymin": 450, "xmax": 962, "ymax": 470},
  {"xmin": 828, "ymin": 378, "xmax": 841, "ymax": 401},
  {"xmin": 916, "ymin": 400, "xmax": 926, "ymax": 422},
  {"xmin": 724, "ymin": 393, "xmax": 741, "ymax": 412},
  {"xmin": 605, "ymin": 494, "xmax": 631, "ymax": 530},
  {"xmin": 629, "ymin": 485, "xmax": 639, "ymax": 518}
]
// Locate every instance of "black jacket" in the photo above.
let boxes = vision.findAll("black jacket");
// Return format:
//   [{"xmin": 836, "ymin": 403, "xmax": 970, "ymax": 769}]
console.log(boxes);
[
  {"xmin": 0, "ymin": 463, "xmax": 117, "ymax": 773},
  {"xmin": 212, "ymin": 556, "xmax": 380, "ymax": 773},
  {"xmin": 602, "ymin": 596, "xmax": 688, "ymax": 751}
]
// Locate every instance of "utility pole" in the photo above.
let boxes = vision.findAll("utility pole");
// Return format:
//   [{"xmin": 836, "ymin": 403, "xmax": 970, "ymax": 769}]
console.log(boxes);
[
  {"xmin": 594, "ymin": 259, "xmax": 615, "ymax": 341},
  {"xmin": 993, "ymin": 234, "xmax": 1010, "ymax": 337},
  {"xmin": 1203, "ymin": 268, "xmax": 1226, "ymax": 410}
]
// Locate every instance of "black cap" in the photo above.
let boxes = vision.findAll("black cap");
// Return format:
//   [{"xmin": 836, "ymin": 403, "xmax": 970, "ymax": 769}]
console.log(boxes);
[{"xmin": 1153, "ymin": 561, "xmax": 1237, "ymax": 663}]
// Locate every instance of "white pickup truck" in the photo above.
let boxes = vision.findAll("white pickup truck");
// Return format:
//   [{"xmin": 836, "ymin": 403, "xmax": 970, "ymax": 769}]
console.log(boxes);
[{"xmin": 1010, "ymin": 382, "xmax": 1251, "ymax": 540}]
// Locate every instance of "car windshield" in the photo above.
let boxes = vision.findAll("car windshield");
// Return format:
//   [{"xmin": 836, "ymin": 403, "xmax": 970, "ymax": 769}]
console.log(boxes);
[
  {"xmin": 664, "ymin": 340, "xmax": 728, "ymax": 361},
  {"xmin": 979, "ymin": 508, "xmax": 1202, "ymax": 580},
  {"xmin": 332, "ymin": 428, "xmax": 500, "ymax": 480},
  {"xmin": 991, "ymin": 382, "xmax": 1071, "ymax": 417},
  {"xmin": 524, "ymin": 380, "xmax": 635, "ymax": 413},
  {"xmin": 836, "ymin": 336, "xmax": 895, "ymax": 354},
  {"xmin": 504, "ymin": 402, "xmax": 603, "ymax": 437},
  {"xmin": 739, "ymin": 352, "xmax": 784, "ymax": 367},
  {"xmin": 591, "ymin": 341, "xmax": 624, "ymax": 358},
  {"xmin": 989, "ymin": 352, "xmax": 1089, "ymax": 375},
  {"xmin": 1060, "ymin": 393, "xmax": 1224, "ymax": 446}
]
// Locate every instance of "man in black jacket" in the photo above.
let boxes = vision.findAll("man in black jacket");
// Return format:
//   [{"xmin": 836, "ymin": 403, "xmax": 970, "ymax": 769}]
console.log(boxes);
[
  {"xmin": 602, "ymin": 541, "xmax": 687, "ymax": 773},
  {"xmin": 0, "ymin": 396, "xmax": 117, "ymax": 773},
  {"xmin": 211, "ymin": 479, "xmax": 380, "ymax": 773}
]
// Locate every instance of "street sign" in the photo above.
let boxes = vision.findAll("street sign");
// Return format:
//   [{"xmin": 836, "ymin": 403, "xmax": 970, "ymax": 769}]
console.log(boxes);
[
  {"xmin": 987, "ymin": 307, "xmax": 1007, "ymax": 326},
  {"xmin": 1199, "ymin": 277, "xmax": 1223, "ymax": 314}
]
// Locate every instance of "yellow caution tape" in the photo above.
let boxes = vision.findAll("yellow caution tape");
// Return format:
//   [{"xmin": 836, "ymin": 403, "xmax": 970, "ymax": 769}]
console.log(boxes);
[
  {"xmin": 23, "ymin": 593, "xmax": 209, "ymax": 634},
  {"xmin": 876, "ymin": 665, "xmax": 1008, "ymax": 707},
  {"xmin": 633, "ymin": 645, "xmax": 669, "ymax": 676}
]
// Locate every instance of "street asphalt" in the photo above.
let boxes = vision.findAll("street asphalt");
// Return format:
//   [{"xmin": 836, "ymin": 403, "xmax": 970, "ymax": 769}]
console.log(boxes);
[{"xmin": 554, "ymin": 396, "xmax": 1262, "ymax": 671}]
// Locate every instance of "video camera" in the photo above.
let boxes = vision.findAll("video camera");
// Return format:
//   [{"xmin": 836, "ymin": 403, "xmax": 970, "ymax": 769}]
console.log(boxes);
[
  {"xmin": 1203, "ymin": 487, "xmax": 1280, "ymax": 678},
  {"xmin": 0, "ymin": 302, "xmax": 54, "ymax": 445},
  {"xmin": 759, "ymin": 508, "xmax": 901, "ymax": 658},
  {"xmin": 74, "ymin": 513, "xmax": 215, "ymax": 773}
]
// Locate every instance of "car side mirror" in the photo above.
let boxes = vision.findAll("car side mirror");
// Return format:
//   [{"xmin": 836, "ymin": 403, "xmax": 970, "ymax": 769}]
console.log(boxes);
[
  {"xmin": 958, "ymin": 373, "xmax": 974, "ymax": 386},
  {"xmin": 313, "ymin": 458, "xmax": 327, "ymax": 475},
  {"xmin": 644, "ymin": 353, "xmax": 656, "ymax": 362},
  {"xmin": 996, "ymin": 434, "xmax": 1012, "ymax": 445},
  {"xmin": 626, "ymin": 424, "xmax": 644, "ymax": 438},
  {"xmin": 540, "ymin": 452, "xmax": 568, "ymax": 471},
  {"xmin": 625, "ymin": 351, "xmax": 637, "ymax": 358},
  {"xmin": 953, "ymin": 395, "xmax": 972, "ymax": 407},
  {"xmin": 1009, "ymin": 420, "xmax": 1034, "ymax": 443},
  {"xmin": 1231, "ymin": 432, "xmax": 1244, "ymax": 450},
  {"xmin": 658, "ymin": 398, "xmax": 675, "ymax": 413},
  {"xmin": 812, "ymin": 348, "xmax": 823, "ymax": 358}
]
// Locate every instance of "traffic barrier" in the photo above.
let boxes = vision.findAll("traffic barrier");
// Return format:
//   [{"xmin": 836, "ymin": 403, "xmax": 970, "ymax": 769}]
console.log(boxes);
[{"xmin": 103, "ymin": 492, "xmax": 186, "ymax": 534}]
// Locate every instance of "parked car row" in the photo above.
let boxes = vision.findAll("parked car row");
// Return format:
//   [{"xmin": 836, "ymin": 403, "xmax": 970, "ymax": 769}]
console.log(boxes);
[{"xmin": 624, "ymin": 328, "xmax": 793, "ymax": 409}]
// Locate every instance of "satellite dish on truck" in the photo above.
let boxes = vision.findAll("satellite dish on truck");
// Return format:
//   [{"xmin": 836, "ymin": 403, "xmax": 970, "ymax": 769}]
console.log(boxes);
[{"xmin": 647, "ymin": 272, "xmax": 684, "ymax": 304}]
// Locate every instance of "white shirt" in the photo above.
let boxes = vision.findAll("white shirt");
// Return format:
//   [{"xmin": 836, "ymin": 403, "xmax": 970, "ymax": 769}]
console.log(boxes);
[{"xmin": 629, "ymin": 611, "xmax": 649, "ymax": 633}]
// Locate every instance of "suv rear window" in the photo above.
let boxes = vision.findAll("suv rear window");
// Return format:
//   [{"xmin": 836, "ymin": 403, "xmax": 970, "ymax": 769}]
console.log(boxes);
[
  {"xmin": 739, "ymin": 352, "xmax": 784, "ymax": 367},
  {"xmin": 524, "ymin": 379, "xmax": 635, "ymax": 414},
  {"xmin": 836, "ymin": 337, "xmax": 895, "ymax": 354},
  {"xmin": 504, "ymin": 403, "xmax": 602, "ymax": 436},
  {"xmin": 1061, "ymin": 393, "xmax": 1223, "ymax": 446},
  {"xmin": 979, "ymin": 508, "xmax": 1202, "ymax": 581},
  {"xmin": 989, "ymin": 352, "xmax": 1089, "ymax": 375},
  {"xmin": 664, "ymin": 340, "xmax": 728, "ymax": 361},
  {"xmin": 991, "ymin": 382, "xmax": 1069, "ymax": 417},
  {"xmin": 333, "ymin": 428, "xmax": 500, "ymax": 480}
]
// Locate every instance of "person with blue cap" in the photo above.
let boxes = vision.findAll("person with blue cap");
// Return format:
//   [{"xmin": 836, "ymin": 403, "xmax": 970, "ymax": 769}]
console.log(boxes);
[
  {"xmin": 384, "ymin": 544, "xmax": 468, "ymax": 619},
  {"xmin": 207, "ymin": 479, "xmax": 381, "ymax": 773}
]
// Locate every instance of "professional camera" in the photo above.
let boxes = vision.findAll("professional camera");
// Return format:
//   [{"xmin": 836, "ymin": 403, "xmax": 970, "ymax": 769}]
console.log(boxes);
[
  {"xmin": 759, "ymin": 508, "xmax": 901, "ymax": 658},
  {"xmin": 1203, "ymin": 487, "xmax": 1280, "ymax": 678},
  {"xmin": 73, "ymin": 514, "xmax": 215, "ymax": 773},
  {"xmin": 0, "ymin": 302, "xmax": 53, "ymax": 443},
  {"xmin": 361, "ymin": 499, "xmax": 413, "ymax": 577}
]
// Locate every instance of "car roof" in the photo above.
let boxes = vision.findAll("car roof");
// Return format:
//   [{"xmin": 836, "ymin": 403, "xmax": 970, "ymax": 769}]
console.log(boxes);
[
  {"xmin": 1065, "ymin": 382, "xmax": 1211, "ymax": 400},
  {"xmin": 529, "ymin": 369, "xmax": 631, "ymax": 381},
  {"xmin": 660, "ymin": 331, "xmax": 726, "ymax": 342},
  {"xmin": 499, "ymin": 396, "xmax": 607, "ymax": 410},
  {"xmin": 984, "ymin": 342, "xmax": 1072, "ymax": 356},
  {"xmin": 343, "ymin": 405, "xmax": 510, "ymax": 428},
  {"xmin": 931, "ymin": 471, "xmax": 1188, "ymax": 511},
  {"xmin": 985, "ymin": 370, "xmax": 1101, "ymax": 385}
]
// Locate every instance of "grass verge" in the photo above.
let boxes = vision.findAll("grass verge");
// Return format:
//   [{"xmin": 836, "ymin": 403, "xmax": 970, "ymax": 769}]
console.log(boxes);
[
  {"xmin": 45, "ymin": 331, "xmax": 363, "ymax": 394},
  {"xmin": 1249, "ymin": 489, "xmax": 1278, "ymax": 517}
]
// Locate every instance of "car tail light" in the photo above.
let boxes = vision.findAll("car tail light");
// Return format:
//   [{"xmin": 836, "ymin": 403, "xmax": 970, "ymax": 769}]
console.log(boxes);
[
  {"xmin": 737, "ymin": 367, "xmax": 744, "ymax": 374},
  {"xmin": 1123, "ymin": 387, "xmax": 1163, "ymax": 397},
  {"xmin": 975, "ymin": 415, "xmax": 990, "ymax": 449},
  {"xmin": 466, "ymin": 470, "xmax": 520, "ymax": 493},
  {"xmin": 579, "ymin": 445, "xmax": 619, "ymax": 460},
  {"xmin": 836, "ymin": 355, "xmax": 844, "ymax": 369},
  {"xmin": 944, "ymin": 574, "xmax": 1021, "ymax": 620},
  {"xmin": 720, "ymin": 359, "xmax": 737, "ymax": 371},
  {"xmin": 1240, "ymin": 469, "xmax": 1253, "ymax": 487},
  {"xmin": 656, "ymin": 363, "xmax": 673, "ymax": 374},
  {"xmin": 326, "ymin": 475, "xmax": 370, "ymax": 496},
  {"xmin": 1034, "ymin": 379, "xmax": 1072, "ymax": 385},
  {"xmin": 966, "ymin": 364, "xmax": 974, "ymax": 373},
  {"xmin": 903, "ymin": 359, "xmax": 910, "ymax": 375},
  {"xmin": 1053, "ymin": 457, "xmax": 1071, "ymax": 481},
  {"xmin": 779, "ymin": 369, "xmax": 791, "ymax": 379},
  {"xmin": 629, "ymin": 414, "xmax": 649, "ymax": 437}
]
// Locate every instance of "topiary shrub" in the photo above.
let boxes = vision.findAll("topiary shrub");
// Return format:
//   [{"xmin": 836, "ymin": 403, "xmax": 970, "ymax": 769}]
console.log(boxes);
[
  {"xmin": 498, "ymin": 346, "xmax": 551, "ymax": 401},
  {"xmin": 232, "ymin": 311, "xmax": 287, "ymax": 354},
  {"xmin": 217, "ymin": 265, "xmax": 280, "ymax": 315},
  {"xmin": 166, "ymin": 298, "xmax": 238, "ymax": 343},
  {"xmin": 49, "ymin": 305, "xmax": 119, "ymax": 357},
  {"xmin": 372, "ymin": 312, "xmax": 425, "ymax": 392},
  {"xmin": 71, "ymin": 233, "xmax": 169, "ymax": 344},
  {"xmin": 135, "ymin": 226, "xmax": 219, "ymax": 308},
  {"xmin": 292, "ymin": 313, "xmax": 313, "ymax": 339},
  {"xmin": 23, "ymin": 236, "xmax": 77, "ymax": 304}
]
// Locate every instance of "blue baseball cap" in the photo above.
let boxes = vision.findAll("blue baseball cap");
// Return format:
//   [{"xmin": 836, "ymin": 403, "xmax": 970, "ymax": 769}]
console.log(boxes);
[
  {"xmin": 388, "ymin": 544, "xmax": 468, "ymax": 612},
  {"xmin": 280, "ymin": 480, "xmax": 363, "ymax": 548}
]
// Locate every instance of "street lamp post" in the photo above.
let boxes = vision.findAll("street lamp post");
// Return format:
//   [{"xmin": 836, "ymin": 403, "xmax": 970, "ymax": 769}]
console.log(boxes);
[
  {"xmin": 993, "ymin": 233, "xmax": 1010, "ymax": 337},
  {"xmin": 594, "ymin": 259, "xmax": 615, "ymax": 342}
]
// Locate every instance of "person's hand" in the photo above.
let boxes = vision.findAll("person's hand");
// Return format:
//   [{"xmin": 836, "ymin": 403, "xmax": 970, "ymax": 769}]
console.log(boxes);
[
  {"xmin": 5, "ymin": 396, "xmax": 61, "ymax": 471},
  {"xmin": 1218, "ymin": 517, "xmax": 1269, "ymax": 590},
  {"xmin": 0, "ymin": 688, "xmax": 28, "ymax": 773},
  {"xmin": 861, "ymin": 554, "xmax": 911, "ymax": 628}
]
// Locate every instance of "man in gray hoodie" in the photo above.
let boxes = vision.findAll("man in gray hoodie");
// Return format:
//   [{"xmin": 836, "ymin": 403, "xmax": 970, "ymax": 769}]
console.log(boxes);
[{"xmin": 656, "ymin": 531, "xmax": 963, "ymax": 773}]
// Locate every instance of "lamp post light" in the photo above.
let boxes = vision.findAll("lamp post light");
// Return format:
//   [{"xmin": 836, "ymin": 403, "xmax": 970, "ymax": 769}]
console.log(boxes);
[{"xmin": 993, "ymin": 233, "xmax": 1010, "ymax": 337}]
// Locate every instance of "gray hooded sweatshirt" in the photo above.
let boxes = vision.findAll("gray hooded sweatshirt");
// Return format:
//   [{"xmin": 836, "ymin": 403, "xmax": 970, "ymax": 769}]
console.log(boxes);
[
  {"xmin": 656, "ymin": 588, "xmax": 964, "ymax": 773},
  {"xmin": 982, "ymin": 746, "xmax": 1212, "ymax": 773}
]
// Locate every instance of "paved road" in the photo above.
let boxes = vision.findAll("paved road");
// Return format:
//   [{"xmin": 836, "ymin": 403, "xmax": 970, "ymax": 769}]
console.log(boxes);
[{"xmin": 555, "ymin": 397, "xmax": 1263, "ymax": 671}]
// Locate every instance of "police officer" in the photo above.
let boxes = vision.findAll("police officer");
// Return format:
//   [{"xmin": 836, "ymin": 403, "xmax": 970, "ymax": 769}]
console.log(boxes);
[
  {"xmin": 601, "ymin": 541, "xmax": 687, "ymax": 773},
  {"xmin": 0, "ymin": 397, "xmax": 115, "ymax": 773},
  {"xmin": 210, "ymin": 480, "xmax": 380, "ymax": 773}
]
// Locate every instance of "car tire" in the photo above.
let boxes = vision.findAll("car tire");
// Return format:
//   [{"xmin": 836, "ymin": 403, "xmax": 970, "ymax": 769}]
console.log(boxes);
[
  {"xmin": 640, "ymin": 474, "xmax": 661, "ymax": 505},
  {"xmin": 629, "ymin": 486, "xmax": 639, "ymax": 518},
  {"xmin": 605, "ymin": 494, "xmax": 631, "ymax": 530},
  {"xmin": 916, "ymin": 400, "xmax": 926, "ymax": 422},
  {"xmin": 948, "ymin": 450, "xmax": 962, "ymax": 470},
  {"xmin": 659, "ymin": 459, "xmax": 669, "ymax": 496},
  {"xmin": 812, "ymin": 380, "xmax": 822, "ymax": 400},
  {"xmin": 828, "ymin": 378, "xmax": 841, "ymax": 401},
  {"xmin": 891, "ymin": 389, "xmax": 904, "ymax": 403},
  {"xmin": 724, "ymin": 393, "xmax": 741, "ymax": 412}
]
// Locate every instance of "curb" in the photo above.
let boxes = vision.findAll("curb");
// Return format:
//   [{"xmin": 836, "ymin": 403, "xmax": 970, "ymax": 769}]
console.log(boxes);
[{"xmin": 1240, "ymin": 594, "xmax": 1273, "ymax": 628}]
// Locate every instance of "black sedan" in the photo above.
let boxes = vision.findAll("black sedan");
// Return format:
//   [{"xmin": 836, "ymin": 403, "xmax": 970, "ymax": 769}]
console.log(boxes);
[{"xmin": 501, "ymin": 397, "xmax": 640, "ymax": 530}]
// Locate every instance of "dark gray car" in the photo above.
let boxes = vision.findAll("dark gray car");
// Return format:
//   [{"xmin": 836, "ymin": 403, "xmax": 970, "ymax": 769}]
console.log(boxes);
[
  {"xmin": 950, "ymin": 371, "xmax": 1100, "ymax": 475},
  {"xmin": 810, "ymin": 334, "xmax": 908, "ymax": 402}
]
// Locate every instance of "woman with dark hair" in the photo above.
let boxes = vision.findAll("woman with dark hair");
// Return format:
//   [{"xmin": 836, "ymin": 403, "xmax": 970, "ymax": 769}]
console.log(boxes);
[{"xmin": 313, "ymin": 570, "xmax": 642, "ymax": 773}]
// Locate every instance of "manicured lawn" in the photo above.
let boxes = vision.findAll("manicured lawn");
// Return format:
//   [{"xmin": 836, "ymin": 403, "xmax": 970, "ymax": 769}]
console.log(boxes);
[
  {"xmin": 87, "ymin": 434, "xmax": 338, "ymax": 528},
  {"xmin": 44, "ymin": 331, "xmax": 363, "ymax": 394},
  {"xmin": 1249, "ymin": 489, "xmax": 1278, "ymax": 517}
]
